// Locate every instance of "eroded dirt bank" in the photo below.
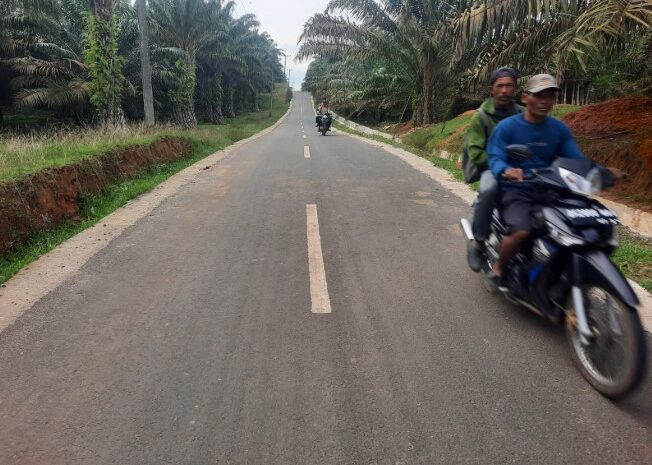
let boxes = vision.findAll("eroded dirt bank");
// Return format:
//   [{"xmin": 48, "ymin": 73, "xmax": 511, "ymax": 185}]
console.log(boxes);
[
  {"xmin": 562, "ymin": 97, "xmax": 652, "ymax": 212},
  {"xmin": 0, "ymin": 137, "xmax": 191, "ymax": 256}
]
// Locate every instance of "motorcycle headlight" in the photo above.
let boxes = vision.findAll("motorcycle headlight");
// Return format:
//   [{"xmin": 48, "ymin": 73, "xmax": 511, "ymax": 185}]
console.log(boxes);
[{"xmin": 559, "ymin": 167, "xmax": 602, "ymax": 196}]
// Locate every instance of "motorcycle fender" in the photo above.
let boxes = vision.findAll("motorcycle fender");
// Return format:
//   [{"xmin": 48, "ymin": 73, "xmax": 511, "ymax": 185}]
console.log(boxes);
[{"xmin": 573, "ymin": 251, "xmax": 640, "ymax": 308}]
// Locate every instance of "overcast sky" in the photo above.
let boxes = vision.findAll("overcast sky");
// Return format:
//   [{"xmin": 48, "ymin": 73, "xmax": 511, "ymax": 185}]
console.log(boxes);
[{"xmin": 232, "ymin": 0, "xmax": 330, "ymax": 89}]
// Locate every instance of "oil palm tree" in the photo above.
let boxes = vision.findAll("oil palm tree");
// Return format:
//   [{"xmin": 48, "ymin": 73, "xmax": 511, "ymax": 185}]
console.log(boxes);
[
  {"xmin": 149, "ymin": 0, "xmax": 229, "ymax": 127},
  {"xmin": 297, "ymin": 0, "xmax": 459, "ymax": 124},
  {"xmin": 136, "ymin": 0, "xmax": 155, "ymax": 125},
  {"xmin": 449, "ymin": 0, "xmax": 652, "ymax": 84},
  {"xmin": 86, "ymin": 0, "xmax": 127, "ymax": 126}
]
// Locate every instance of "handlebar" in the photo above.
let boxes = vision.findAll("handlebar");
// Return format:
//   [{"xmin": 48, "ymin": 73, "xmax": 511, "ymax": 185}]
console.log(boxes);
[{"xmin": 501, "ymin": 169, "xmax": 537, "ymax": 184}]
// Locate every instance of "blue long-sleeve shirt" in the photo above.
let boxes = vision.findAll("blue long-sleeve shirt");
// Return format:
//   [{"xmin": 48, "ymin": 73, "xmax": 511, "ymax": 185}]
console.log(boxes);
[{"xmin": 488, "ymin": 114, "xmax": 585, "ymax": 187}]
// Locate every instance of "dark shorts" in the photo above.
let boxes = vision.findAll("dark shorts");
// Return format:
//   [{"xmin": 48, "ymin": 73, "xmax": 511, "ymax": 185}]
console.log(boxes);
[{"xmin": 500, "ymin": 189, "xmax": 546, "ymax": 234}]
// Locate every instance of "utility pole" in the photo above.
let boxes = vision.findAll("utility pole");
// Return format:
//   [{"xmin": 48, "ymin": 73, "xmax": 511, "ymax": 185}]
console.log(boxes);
[
  {"xmin": 269, "ymin": 67, "xmax": 273, "ymax": 117},
  {"xmin": 137, "ymin": 0, "xmax": 155, "ymax": 126},
  {"xmin": 280, "ymin": 51, "xmax": 287, "ymax": 82}
]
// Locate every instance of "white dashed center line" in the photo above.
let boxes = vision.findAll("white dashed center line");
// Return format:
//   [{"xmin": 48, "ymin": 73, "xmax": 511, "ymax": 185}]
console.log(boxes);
[
  {"xmin": 304, "ymin": 146, "xmax": 310, "ymax": 158},
  {"xmin": 306, "ymin": 204, "xmax": 332, "ymax": 314}
]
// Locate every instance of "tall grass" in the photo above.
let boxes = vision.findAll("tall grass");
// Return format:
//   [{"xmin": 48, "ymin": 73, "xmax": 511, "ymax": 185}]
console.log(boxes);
[
  {"xmin": 0, "ymin": 85, "xmax": 290, "ymax": 184},
  {"xmin": 0, "ymin": 124, "xmax": 178, "ymax": 183}
]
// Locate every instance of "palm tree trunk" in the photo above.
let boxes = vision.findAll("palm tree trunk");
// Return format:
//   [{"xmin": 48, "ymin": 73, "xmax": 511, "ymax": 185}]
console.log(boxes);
[
  {"xmin": 208, "ymin": 77, "xmax": 224, "ymax": 124},
  {"xmin": 86, "ymin": 0, "xmax": 125, "ymax": 127},
  {"xmin": 223, "ymin": 86, "xmax": 235, "ymax": 118},
  {"xmin": 136, "ymin": 0, "xmax": 155, "ymax": 126},
  {"xmin": 419, "ymin": 51, "xmax": 438, "ymax": 125},
  {"xmin": 172, "ymin": 54, "xmax": 197, "ymax": 128}
]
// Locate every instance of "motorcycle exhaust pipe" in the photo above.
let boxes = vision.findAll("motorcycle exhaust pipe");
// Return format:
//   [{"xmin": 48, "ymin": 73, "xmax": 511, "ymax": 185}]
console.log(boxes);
[{"xmin": 459, "ymin": 219, "xmax": 475, "ymax": 242}]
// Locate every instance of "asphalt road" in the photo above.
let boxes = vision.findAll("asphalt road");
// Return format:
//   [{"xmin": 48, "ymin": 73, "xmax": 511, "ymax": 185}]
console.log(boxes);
[{"xmin": 1, "ymin": 92, "xmax": 650, "ymax": 465}]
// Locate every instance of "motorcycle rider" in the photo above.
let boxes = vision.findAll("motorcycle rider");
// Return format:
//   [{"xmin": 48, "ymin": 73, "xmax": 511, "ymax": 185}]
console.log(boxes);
[
  {"xmin": 484, "ymin": 74, "xmax": 616, "ymax": 292},
  {"xmin": 466, "ymin": 67, "xmax": 523, "ymax": 271},
  {"xmin": 316, "ymin": 100, "xmax": 330, "ymax": 127}
]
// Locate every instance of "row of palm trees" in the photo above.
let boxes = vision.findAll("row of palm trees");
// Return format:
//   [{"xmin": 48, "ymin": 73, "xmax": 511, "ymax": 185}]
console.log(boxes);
[
  {"xmin": 298, "ymin": 0, "xmax": 652, "ymax": 125},
  {"xmin": 0, "ymin": 0, "xmax": 285, "ymax": 128}
]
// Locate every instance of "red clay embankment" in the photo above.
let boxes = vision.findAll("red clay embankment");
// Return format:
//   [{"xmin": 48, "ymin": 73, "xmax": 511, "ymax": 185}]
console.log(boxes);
[
  {"xmin": 562, "ymin": 97, "xmax": 652, "ymax": 212},
  {"xmin": 0, "ymin": 137, "xmax": 191, "ymax": 256}
]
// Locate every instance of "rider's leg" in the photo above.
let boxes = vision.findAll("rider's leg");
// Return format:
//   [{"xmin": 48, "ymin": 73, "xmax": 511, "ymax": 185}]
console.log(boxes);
[
  {"xmin": 467, "ymin": 170, "xmax": 499, "ymax": 271},
  {"xmin": 494, "ymin": 230, "xmax": 530, "ymax": 277},
  {"xmin": 472, "ymin": 170, "xmax": 499, "ymax": 242},
  {"xmin": 487, "ymin": 189, "xmax": 536, "ymax": 280}
]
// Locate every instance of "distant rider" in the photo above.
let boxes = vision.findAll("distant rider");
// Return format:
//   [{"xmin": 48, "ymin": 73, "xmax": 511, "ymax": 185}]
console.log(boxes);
[
  {"xmin": 316, "ymin": 100, "xmax": 330, "ymax": 127},
  {"xmin": 466, "ymin": 68, "xmax": 523, "ymax": 272}
]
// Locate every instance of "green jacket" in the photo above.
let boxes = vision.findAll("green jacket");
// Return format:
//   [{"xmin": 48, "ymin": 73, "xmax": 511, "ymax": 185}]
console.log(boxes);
[{"xmin": 466, "ymin": 99, "xmax": 523, "ymax": 170}]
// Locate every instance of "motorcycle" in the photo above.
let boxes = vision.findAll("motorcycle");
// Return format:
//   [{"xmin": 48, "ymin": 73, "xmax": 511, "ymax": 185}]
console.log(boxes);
[
  {"xmin": 317, "ymin": 113, "xmax": 332, "ymax": 136},
  {"xmin": 459, "ymin": 145, "xmax": 647, "ymax": 399}
]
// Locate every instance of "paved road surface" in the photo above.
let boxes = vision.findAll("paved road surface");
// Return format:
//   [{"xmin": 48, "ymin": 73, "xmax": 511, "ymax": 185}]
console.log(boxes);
[{"xmin": 1, "ymin": 92, "xmax": 650, "ymax": 464}]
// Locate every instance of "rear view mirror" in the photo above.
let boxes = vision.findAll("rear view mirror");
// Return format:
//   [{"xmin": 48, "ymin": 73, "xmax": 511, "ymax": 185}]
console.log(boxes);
[{"xmin": 506, "ymin": 144, "xmax": 533, "ymax": 163}]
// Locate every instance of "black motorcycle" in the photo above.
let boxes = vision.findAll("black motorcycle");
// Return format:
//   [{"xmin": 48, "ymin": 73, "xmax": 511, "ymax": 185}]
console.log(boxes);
[
  {"xmin": 317, "ymin": 113, "xmax": 332, "ymax": 136},
  {"xmin": 460, "ymin": 145, "xmax": 647, "ymax": 399}
]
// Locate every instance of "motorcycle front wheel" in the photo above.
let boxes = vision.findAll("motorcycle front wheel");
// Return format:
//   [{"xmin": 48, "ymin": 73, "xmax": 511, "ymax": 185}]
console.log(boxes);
[{"xmin": 566, "ymin": 285, "xmax": 647, "ymax": 399}]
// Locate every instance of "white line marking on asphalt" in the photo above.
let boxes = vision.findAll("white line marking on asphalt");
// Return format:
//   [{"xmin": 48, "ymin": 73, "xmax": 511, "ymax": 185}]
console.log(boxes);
[
  {"xmin": 304, "ymin": 146, "xmax": 310, "ymax": 158},
  {"xmin": 302, "ymin": 135, "xmax": 307, "ymax": 139},
  {"xmin": 306, "ymin": 204, "xmax": 332, "ymax": 314}
]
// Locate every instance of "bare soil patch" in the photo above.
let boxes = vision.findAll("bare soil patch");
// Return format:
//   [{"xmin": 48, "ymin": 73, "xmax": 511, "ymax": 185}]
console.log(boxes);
[
  {"xmin": 563, "ymin": 98, "xmax": 652, "ymax": 211},
  {"xmin": 0, "ymin": 137, "xmax": 191, "ymax": 255}
]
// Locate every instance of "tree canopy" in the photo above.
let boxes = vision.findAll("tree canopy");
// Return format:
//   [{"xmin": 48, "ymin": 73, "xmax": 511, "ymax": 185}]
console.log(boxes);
[{"xmin": 298, "ymin": 0, "xmax": 652, "ymax": 124}]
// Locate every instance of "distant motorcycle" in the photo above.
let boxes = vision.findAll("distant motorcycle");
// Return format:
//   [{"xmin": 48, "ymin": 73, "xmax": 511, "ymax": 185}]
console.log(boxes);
[
  {"xmin": 317, "ymin": 113, "xmax": 332, "ymax": 136},
  {"xmin": 459, "ymin": 144, "xmax": 647, "ymax": 399}
]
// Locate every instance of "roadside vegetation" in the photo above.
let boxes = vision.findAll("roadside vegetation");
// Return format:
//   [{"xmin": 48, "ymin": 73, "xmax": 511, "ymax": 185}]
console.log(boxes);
[
  {"xmin": 0, "ymin": 85, "xmax": 290, "ymax": 284},
  {"xmin": 1, "ymin": 0, "xmax": 285, "ymax": 130}
]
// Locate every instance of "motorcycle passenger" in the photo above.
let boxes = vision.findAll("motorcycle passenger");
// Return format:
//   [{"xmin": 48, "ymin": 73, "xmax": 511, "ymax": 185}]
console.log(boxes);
[
  {"xmin": 484, "ymin": 74, "xmax": 590, "ymax": 292},
  {"xmin": 466, "ymin": 67, "xmax": 523, "ymax": 272}
]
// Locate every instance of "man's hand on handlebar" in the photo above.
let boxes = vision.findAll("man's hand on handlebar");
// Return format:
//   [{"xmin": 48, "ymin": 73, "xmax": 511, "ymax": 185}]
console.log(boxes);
[{"xmin": 503, "ymin": 168, "xmax": 524, "ymax": 182}]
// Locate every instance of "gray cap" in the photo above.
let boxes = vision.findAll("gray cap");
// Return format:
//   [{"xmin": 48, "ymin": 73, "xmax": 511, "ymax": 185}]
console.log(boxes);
[{"xmin": 525, "ymin": 74, "xmax": 560, "ymax": 93}]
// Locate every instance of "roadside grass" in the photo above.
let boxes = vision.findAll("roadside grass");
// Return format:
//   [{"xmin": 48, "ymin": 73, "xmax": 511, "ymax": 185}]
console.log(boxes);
[
  {"xmin": 0, "ymin": 86, "xmax": 290, "ymax": 284},
  {"xmin": 0, "ymin": 125, "xmax": 171, "ymax": 183},
  {"xmin": 402, "ymin": 113, "xmax": 473, "ymax": 154},
  {"xmin": 333, "ymin": 120, "xmax": 652, "ymax": 293},
  {"xmin": 613, "ymin": 228, "xmax": 652, "ymax": 292}
]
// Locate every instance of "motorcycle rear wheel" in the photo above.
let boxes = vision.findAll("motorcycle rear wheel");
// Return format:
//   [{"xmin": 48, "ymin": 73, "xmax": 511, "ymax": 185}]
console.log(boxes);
[{"xmin": 566, "ymin": 285, "xmax": 646, "ymax": 399}]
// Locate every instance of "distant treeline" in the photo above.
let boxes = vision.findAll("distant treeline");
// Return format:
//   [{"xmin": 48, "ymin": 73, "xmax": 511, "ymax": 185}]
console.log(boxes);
[{"xmin": 0, "ymin": 0, "xmax": 285, "ymax": 129}]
